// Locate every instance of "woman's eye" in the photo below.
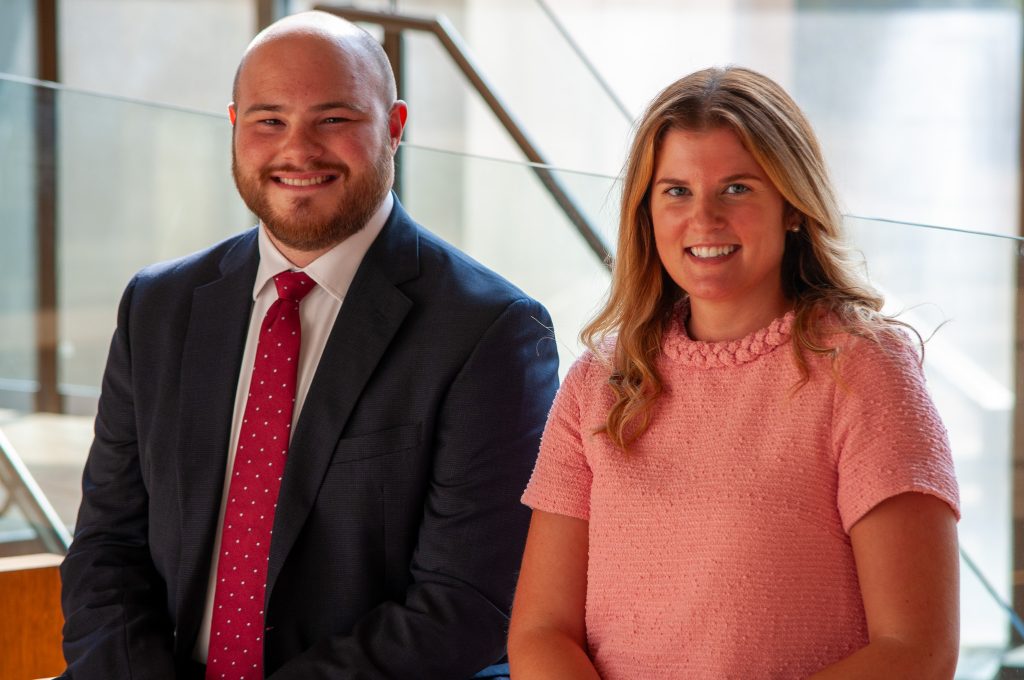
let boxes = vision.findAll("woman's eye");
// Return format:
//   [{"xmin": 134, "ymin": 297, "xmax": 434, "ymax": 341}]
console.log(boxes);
[
  {"xmin": 666, "ymin": 186, "xmax": 689, "ymax": 197},
  {"xmin": 724, "ymin": 184, "xmax": 750, "ymax": 195}
]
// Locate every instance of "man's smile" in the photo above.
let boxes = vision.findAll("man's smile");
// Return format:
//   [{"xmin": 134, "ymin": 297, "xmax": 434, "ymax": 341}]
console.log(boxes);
[{"xmin": 272, "ymin": 172, "xmax": 338, "ymax": 188}]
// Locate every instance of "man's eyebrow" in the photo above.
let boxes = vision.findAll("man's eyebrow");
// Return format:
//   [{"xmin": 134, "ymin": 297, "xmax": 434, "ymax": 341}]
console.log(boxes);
[
  {"xmin": 242, "ymin": 102, "xmax": 367, "ymax": 115},
  {"xmin": 243, "ymin": 103, "xmax": 283, "ymax": 115},
  {"xmin": 310, "ymin": 101, "xmax": 366, "ymax": 113}
]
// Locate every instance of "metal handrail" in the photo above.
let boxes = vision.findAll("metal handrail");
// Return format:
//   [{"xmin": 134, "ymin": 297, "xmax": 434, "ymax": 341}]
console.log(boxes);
[
  {"xmin": 313, "ymin": 4, "xmax": 612, "ymax": 265},
  {"xmin": 0, "ymin": 428, "xmax": 71, "ymax": 554}
]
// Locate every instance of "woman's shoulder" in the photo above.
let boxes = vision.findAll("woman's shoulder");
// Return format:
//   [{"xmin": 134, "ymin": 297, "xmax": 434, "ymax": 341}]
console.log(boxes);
[
  {"xmin": 823, "ymin": 315, "xmax": 920, "ymax": 357},
  {"xmin": 564, "ymin": 339, "xmax": 616, "ymax": 389},
  {"xmin": 812, "ymin": 314, "xmax": 926, "ymax": 390}
]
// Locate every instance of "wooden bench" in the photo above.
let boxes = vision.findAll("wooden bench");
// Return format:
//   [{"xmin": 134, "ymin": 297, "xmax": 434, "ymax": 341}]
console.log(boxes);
[{"xmin": 0, "ymin": 553, "xmax": 65, "ymax": 679}]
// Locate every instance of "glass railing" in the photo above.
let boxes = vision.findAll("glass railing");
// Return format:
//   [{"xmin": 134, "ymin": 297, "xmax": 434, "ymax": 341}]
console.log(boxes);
[{"xmin": 0, "ymin": 74, "xmax": 1020, "ymax": 677}]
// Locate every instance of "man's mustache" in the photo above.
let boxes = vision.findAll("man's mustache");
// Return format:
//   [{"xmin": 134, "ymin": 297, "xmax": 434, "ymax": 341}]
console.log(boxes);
[{"xmin": 260, "ymin": 162, "xmax": 350, "ymax": 180}]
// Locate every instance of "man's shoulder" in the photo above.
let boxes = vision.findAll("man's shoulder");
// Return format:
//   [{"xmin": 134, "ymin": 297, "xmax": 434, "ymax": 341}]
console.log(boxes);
[
  {"xmin": 132, "ymin": 228, "xmax": 257, "ymax": 292},
  {"xmin": 411, "ymin": 224, "xmax": 532, "ymax": 310}
]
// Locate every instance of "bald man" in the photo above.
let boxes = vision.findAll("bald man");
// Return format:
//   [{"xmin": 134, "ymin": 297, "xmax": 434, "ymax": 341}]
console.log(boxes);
[{"xmin": 59, "ymin": 12, "xmax": 559, "ymax": 679}]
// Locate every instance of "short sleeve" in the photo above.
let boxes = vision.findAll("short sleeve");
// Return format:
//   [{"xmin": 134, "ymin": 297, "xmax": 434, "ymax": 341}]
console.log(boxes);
[
  {"xmin": 521, "ymin": 354, "xmax": 595, "ymax": 520},
  {"xmin": 832, "ymin": 334, "xmax": 960, "ymax": 533}
]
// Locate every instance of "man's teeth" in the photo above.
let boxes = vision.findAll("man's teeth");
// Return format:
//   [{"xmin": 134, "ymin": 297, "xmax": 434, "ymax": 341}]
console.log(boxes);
[
  {"xmin": 689, "ymin": 245, "xmax": 737, "ymax": 258},
  {"xmin": 278, "ymin": 176, "xmax": 330, "ymax": 187}
]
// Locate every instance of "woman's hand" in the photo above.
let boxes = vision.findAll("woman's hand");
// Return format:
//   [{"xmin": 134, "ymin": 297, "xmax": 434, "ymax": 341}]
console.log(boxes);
[{"xmin": 508, "ymin": 510, "xmax": 601, "ymax": 679}]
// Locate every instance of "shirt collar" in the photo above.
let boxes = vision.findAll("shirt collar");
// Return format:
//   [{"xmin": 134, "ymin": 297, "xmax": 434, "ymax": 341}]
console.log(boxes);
[{"xmin": 253, "ymin": 191, "xmax": 394, "ymax": 302}]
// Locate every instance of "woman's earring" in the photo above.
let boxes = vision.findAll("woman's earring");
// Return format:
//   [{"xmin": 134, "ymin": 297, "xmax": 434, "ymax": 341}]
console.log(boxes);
[{"xmin": 787, "ymin": 223, "xmax": 801, "ymax": 233}]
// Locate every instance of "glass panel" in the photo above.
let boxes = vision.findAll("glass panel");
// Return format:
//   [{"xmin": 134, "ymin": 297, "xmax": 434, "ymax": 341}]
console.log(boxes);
[
  {"xmin": 0, "ymin": 77, "xmax": 38, "ymax": 409},
  {"xmin": 58, "ymin": 0, "xmax": 255, "ymax": 113},
  {"xmin": 0, "ymin": 0, "xmax": 36, "ymax": 79},
  {"xmin": 790, "ymin": 4, "xmax": 1021, "ymax": 235},
  {"xmin": 0, "ymin": 2, "xmax": 39, "ymax": 406}
]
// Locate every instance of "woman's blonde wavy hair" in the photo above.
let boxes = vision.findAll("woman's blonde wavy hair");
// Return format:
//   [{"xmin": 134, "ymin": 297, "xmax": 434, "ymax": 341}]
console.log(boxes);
[{"xmin": 584, "ymin": 66, "xmax": 911, "ymax": 450}]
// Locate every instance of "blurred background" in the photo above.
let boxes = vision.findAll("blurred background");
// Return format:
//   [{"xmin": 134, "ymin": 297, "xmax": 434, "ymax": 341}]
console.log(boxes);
[{"xmin": 0, "ymin": 1, "xmax": 1021, "ymax": 677}]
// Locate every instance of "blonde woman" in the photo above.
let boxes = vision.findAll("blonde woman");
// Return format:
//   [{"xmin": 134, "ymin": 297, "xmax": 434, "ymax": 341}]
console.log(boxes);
[{"xmin": 508, "ymin": 67, "xmax": 960, "ymax": 679}]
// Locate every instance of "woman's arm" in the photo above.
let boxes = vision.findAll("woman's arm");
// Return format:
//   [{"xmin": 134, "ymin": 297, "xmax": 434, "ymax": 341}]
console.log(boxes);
[
  {"xmin": 508, "ymin": 510, "xmax": 601, "ymax": 680},
  {"xmin": 810, "ymin": 491, "xmax": 959, "ymax": 680}
]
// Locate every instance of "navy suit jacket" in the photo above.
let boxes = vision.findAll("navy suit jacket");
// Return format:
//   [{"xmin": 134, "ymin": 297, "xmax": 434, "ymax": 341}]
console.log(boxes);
[{"xmin": 59, "ymin": 198, "xmax": 560, "ymax": 678}]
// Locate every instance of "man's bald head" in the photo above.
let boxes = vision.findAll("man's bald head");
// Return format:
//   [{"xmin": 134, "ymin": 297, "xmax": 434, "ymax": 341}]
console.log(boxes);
[{"xmin": 232, "ymin": 11, "xmax": 397, "ymax": 109}]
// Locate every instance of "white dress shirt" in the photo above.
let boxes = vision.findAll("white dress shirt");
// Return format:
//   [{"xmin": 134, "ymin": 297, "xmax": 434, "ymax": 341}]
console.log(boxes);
[{"xmin": 194, "ymin": 193, "xmax": 393, "ymax": 662}]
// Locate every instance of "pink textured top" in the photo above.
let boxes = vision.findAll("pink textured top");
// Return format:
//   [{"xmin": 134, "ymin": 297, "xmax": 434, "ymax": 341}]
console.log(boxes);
[{"xmin": 522, "ymin": 310, "xmax": 959, "ymax": 678}]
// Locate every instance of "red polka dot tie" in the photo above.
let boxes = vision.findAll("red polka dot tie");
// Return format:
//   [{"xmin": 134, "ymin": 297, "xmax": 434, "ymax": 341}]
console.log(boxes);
[{"xmin": 206, "ymin": 270, "xmax": 315, "ymax": 680}]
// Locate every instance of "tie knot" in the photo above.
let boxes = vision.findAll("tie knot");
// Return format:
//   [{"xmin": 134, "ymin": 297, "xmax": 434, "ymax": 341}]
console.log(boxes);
[{"xmin": 273, "ymin": 270, "xmax": 316, "ymax": 303}]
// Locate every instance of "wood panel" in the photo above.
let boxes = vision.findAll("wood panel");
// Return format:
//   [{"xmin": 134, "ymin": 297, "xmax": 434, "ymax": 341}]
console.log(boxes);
[{"xmin": 0, "ymin": 553, "xmax": 65, "ymax": 679}]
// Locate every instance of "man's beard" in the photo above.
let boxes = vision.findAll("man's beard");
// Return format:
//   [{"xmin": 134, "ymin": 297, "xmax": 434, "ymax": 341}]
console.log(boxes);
[{"xmin": 232, "ymin": 142, "xmax": 393, "ymax": 252}]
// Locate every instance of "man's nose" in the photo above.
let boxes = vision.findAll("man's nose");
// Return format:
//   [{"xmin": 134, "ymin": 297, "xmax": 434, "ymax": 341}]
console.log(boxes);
[{"xmin": 281, "ymin": 125, "xmax": 323, "ymax": 164}]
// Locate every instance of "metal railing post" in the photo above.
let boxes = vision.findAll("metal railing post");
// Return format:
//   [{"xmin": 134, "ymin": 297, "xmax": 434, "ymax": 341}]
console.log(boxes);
[
  {"xmin": 34, "ymin": 0, "xmax": 61, "ymax": 414},
  {"xmin": 256, "ymin": 0, "xmax": 289, "ymax": 32},
  {"xmin": 1012, "ymin": 4, "xmax": 1024, "ymax": 648}
]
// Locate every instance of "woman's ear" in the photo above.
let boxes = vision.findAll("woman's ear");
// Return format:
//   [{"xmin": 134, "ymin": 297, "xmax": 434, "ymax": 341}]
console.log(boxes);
[{"xmin": 784, "ymin": 204, "xmax": 803, "ymax": 232}]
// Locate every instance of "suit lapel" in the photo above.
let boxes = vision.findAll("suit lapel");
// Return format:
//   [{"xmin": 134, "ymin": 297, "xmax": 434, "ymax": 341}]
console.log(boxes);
[
  {"xmin": 266, "ymin": 198, "xmax": 419, "ymax": 596},
  {"xmin": 174, "ymin": 231, "xmax": 259, "ymax": 651}
]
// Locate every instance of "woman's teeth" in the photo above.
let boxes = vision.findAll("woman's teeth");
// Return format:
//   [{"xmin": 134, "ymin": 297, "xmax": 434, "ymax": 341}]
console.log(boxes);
[{"xmin": 689, "ymin": 245, "xmax": 737, "ymax": 258}]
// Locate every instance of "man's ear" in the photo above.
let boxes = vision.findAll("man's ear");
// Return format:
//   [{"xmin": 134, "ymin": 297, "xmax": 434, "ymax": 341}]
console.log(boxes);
[
  {"xmin": 228, "ymin": 103, "xmax": 237, "ymax": 126},
  {"xmin": 388, "ymin": 100, "xmax": 408, "ymax": 151}
]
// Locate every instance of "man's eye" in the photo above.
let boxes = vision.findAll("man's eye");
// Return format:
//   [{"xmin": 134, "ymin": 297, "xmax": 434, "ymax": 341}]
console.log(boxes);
[
  {"xmin": 258, "ymin": 119, "xmax": 283, "ymax": 126},
  {"xmin": 323, "ymin": 117, "xmax": 351, "ymax": 124},
  {"xmin": 724, "ymin": 184, "xmax": 750, "ymax": 195}
]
